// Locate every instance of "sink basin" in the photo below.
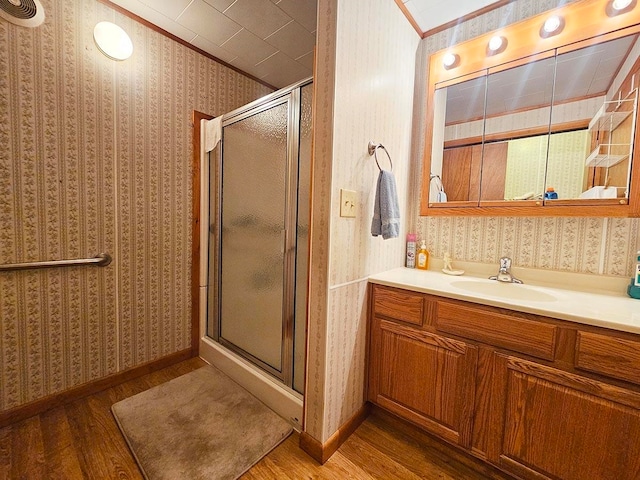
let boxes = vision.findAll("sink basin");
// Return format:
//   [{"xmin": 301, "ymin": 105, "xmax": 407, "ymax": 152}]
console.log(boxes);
[{"xmin": 450, "ymin": 280, "xmax": 558, "ymax": 303}]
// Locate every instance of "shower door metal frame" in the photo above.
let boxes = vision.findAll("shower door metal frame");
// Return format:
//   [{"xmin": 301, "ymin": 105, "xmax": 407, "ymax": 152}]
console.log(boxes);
[{"xmin": 208, "ymin": 79, "xmax": 309, "ymax": 388}]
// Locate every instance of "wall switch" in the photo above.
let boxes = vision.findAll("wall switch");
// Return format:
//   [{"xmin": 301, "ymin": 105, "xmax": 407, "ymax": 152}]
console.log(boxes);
[{"xmin": 340, "ymin": 189, "xmax": 356, "ymax": 218}]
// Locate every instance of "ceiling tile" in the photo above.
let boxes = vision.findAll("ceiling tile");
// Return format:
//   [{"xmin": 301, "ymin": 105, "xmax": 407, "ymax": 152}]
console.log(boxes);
[
  {"xmin": 202, "ymin": 0, "xmax": 237, "ymax": 11},
  {"xmin": 177, "ymin": 0, "xmax": 242, "ymax": 45},
  {"xmin": 222, "ymin": 28, "xmax": 278, "ymax": 65},
  {"xmin": 138, "ymin": 0, "xmax": 192, "ymax": 20},
  {"xmin": 110, "ymin": 0, "xmax": 198, "ymax": 42},
  {"xmin": 265, "ymin": 21, "xmax": 315, "ymax": 60},
  {"xmin": 191, "ymin": 35, "xmax": 238, "ymax": 64},
  {"xmin": 296, "ymin": 51, "xmax": 314, "ymax": 70},
  {"xmin": 224, "ymin": 0, "xmax": 292, "ymax": 39},
  {"xmin": 275, "ymin": 0, "xmax": 316, "ymax": 32},
  {"xmin": 253, "ymin": 52, "xmax": 310, "ymax": 87}
]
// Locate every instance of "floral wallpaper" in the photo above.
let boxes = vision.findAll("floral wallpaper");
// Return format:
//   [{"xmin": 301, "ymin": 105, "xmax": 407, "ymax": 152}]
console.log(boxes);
[{"xmin": 0, "ymin": 0, "xmax": 271, "ymax": 412}]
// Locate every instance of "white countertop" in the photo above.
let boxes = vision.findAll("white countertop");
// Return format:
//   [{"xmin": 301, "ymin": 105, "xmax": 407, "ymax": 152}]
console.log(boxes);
[{"xmin": 369, "ymin": 267, "xmax": 640, "ymax": 334}]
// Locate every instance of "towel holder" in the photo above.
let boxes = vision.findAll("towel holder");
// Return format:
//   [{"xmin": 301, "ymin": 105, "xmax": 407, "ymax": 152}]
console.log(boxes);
[{"xmin": 368, "ymin": 141, "xmax": 393, "ymax": 172}]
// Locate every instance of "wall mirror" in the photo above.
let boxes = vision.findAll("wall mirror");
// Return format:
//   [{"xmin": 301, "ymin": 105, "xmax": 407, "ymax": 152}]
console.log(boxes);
[{"xmin": 421, "ymin": 0, "xmax": 640, "ymax": 217}]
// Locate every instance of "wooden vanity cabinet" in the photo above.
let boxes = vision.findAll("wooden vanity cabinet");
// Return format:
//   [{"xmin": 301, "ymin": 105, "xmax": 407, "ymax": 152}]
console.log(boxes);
[
  {"xmin": 367, "ymin": 285, "xmax": 477, "ymax": 448},
  {"xmin": 367, "ymin": 284, "xmax": 640, "ymax": 480}
]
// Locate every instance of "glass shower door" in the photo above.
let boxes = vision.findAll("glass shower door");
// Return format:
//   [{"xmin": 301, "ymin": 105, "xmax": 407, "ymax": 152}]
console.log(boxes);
[{"xmin": 216, "ymin": 97, "xmax": 295, "ymax": 381}]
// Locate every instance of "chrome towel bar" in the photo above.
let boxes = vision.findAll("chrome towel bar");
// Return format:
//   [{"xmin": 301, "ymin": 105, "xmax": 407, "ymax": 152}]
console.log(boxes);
[{"xmin": 0, "ymin": 253, "xmax": 112, "ymax": 272}]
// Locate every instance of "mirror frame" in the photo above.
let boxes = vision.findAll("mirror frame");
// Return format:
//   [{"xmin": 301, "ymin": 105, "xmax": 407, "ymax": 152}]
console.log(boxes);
[{"xmin": 420, "ymin": 0, "xmax": 640, "ymax": 217}]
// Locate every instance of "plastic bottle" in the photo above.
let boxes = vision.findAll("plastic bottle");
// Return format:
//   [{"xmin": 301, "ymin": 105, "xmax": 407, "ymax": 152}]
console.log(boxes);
[
  {"xmin": 417, "ymin": 241, "xmax": 429, "ymax": 270},
  {"xmin": 406, "ymin": 234, "xmax": 417, "ymax": 268},
  {"xmin": 627, "ymin": 250, "xmax": 640, "ymax": 299},
  {"xmin": 544, "ymin": 187, "xmax": 558, "ymax": 200}
]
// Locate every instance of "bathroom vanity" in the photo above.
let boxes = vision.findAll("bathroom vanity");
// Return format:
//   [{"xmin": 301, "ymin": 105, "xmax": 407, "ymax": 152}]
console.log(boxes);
[{"xmin": 367, "ymin": 268, "xmax": 640, "ymax": 480}]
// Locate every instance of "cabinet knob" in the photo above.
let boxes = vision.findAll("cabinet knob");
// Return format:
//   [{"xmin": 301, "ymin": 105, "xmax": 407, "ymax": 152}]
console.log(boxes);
[
  {"xmin": 536, "ymin": 201, "xmax": 541, "ymax": 206},
  {"xmin": 620, "ymin": 199, "xmax": 626, "ymax": 205}
]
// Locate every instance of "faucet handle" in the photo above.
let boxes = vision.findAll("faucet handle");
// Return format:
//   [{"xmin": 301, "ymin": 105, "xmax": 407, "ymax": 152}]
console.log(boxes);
[{"xmin": 500, "ymin": 257, "xmax": 512, "ymax": 269}]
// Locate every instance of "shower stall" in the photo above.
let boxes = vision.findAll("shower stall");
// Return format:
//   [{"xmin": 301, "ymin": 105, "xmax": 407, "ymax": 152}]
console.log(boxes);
[{"xmin": 199, "ymin": 78, "xmax": 312, "ymax": 427}]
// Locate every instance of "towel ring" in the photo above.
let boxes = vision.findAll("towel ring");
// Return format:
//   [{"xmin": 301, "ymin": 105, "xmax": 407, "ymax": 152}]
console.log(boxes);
[{"xmin": 368, "ymin": 141, "xmax": 393, "ymax": 171}]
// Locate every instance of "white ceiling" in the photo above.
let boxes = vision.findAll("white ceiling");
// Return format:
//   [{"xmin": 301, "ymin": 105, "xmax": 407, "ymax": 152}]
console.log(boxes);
[
  {"xmin": 402, "ymin": 0, "xmax": 500, "ymax": 33},
  {"xmin": 108, "ymin": 0, "xmax": 504, "ymax": 90},
  {"xmin": 109, "ymin": 0, "xmax": 317, "ymax": 89}
]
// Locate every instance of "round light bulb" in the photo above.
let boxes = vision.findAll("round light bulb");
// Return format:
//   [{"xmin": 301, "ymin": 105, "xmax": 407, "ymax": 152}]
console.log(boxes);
[
  {"xmin": 488, "ymin": 35, "xmax": 504, "ymax": 52},
  {"xmin": 443, "ymin": 52, "xmax": 458, "ymax": 68},
  {"xmin": 543, "ymin": 15, "xmax": 562, "ymax": 34},
  {"xmin": 612, "ymin": 0, "xmax": 632, "ymax": 10},
  {"xmin": 94, "ymin": 22, "xmax": 133, "ymax": 61}
]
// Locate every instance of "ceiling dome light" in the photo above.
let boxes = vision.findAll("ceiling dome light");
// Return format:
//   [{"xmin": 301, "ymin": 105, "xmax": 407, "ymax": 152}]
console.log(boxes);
[
  {"xmin": 612, "ymin": 0, "xmax": 633, "ymax": 10},
  {"xmin": 94, "ymin": 21, "xmax": 133, "ymax": 61},
  {"xmin": 443, "ymin": 52, "xmax": 459, "ymax": 69},
  {"xmin": 543, "ymin": 15, "xmax": 562, "ymax": 34}
]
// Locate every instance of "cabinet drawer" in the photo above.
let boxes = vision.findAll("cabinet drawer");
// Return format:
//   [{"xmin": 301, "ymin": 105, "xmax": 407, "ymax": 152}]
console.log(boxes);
[
  {"xmin": 372, "ymin": 285, "xmax": 424, "ymax": 326},
  {"xmin": 576, "ymin": 331, "xmax": 640, "ymax": 385},
  {"xmin": 435, "ymin": 301, "xmax": 557, "ymax": 360}
]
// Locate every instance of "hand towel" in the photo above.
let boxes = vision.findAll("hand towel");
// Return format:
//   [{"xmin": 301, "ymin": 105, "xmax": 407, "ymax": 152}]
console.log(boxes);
[
  {"xmin": 204, "ymin": 116, "xmax": 222, "ymax": 152},
  {"xmin": 371, "ymin": 170, "xmax": 400, "ymax": 239}
]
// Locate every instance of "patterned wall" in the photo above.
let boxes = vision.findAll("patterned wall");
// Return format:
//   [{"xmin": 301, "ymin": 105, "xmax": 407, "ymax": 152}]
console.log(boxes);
[
  {"xmin": 306, "ymin": 0, "xmax": 419, "ymax": 442},
  {"xmin": 0, "ymin": 0, "xmax": 271, "ymax": 412},
  {"xmin": 307, "ymin": 0, "xmax": 640, "ymax": 447},
  {"xmin": 411, "ymin": 0, "xmax": 640, "ymax": 277}
]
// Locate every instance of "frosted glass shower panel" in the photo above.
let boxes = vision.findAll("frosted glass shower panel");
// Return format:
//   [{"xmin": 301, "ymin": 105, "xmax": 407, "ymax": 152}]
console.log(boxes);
[{"xmin": 220, "ymin": 101, "xmax": 289, "ymax": 372}]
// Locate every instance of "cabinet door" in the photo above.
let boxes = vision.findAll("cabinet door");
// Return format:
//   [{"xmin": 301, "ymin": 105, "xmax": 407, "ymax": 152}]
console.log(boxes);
[
  {"xmin": 369, "ymin": 318, "xmax": 477, "ymax": 448},
  {"xmin": 492, "ymin": 355, "xmax": 640, "ymax": 480}
]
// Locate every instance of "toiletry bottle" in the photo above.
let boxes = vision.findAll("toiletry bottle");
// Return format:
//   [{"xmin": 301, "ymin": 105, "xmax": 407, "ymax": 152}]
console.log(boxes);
[
  {"xmin": 544, "ymin": 187, "xmax": 558, "ymax": 200},
  {"xmin": 627, "ymin": 250, "xmax": 640, "ymax": 299},
  {"xmin": 406, "ymin": 234, "xmax": 416, "ymax": 268},
  {"xmin": 417, "ymin": 241, "xmax": 429, "ymax": 270}
]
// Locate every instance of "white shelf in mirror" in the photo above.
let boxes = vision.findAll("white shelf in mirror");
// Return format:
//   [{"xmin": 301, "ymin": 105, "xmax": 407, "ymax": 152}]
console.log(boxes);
[
  {"xmin": 588, "ymin": 103, "xmax": 634, "ymax": 132},
  {"xmin": 585, "ymin": 144, "xmax": 629, "ymax": 167}
]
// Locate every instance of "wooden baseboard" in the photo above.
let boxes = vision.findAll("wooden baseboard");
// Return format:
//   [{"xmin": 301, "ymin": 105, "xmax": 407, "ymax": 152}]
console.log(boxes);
[
  {"xmin": 0, "ymin": 348, "xmax": 195, "ymax": 429},
  {"xmin": 299, "ymin": 402, "xmax": 371, "ymax": 464}
]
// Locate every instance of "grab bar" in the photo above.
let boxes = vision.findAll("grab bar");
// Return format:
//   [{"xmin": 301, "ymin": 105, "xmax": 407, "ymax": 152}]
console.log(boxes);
[{"xmin": 0, "ymin": 253, "xmax": 112, "ymax": 272}]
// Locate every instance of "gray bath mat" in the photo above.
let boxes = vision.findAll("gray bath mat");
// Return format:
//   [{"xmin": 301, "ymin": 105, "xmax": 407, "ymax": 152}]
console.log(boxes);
[{"xmin": 112, "ymin": 365, "xmax": 293, "ymax": 480}]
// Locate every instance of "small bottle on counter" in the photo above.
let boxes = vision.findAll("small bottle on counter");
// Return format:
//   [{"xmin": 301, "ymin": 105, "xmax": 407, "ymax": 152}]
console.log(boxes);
[
  {"xmin": 406, "ymin": 233, "xmax": 417, "ymax": 268},
  {"xmin": 544, "ymin": 186, "xmax": 558, "ymax": 199},
  {"xmin": 417, "ymin": 241, "xmax": 429, "ymax": 270},
  {"xmin": 627, "ymin": 250, "xmax": 640, "ymax": 299}
]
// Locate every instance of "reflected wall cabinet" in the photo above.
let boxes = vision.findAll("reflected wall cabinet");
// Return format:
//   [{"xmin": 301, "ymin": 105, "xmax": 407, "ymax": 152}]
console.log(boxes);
[{"xmin": 420, "ymin": 0, "xmax": 640, "ymax": 217}]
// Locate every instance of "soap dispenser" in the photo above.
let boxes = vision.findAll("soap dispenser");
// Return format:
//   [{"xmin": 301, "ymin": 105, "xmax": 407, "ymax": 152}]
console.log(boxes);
[{"xmin": 417, "ymin": 241, "xmax": 429, "ymax": 270}]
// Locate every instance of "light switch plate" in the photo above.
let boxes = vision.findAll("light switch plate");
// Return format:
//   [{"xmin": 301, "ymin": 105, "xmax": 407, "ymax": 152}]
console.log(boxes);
[{"xmin": 340, "ymin": 189, "xmax": 356, "ymax": 218}]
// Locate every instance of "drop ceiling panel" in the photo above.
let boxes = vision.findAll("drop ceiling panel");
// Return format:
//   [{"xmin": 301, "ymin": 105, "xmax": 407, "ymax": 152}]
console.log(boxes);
[
  {"xmin": 191, "ymin": 35, "xmax": 238, "ymax": 64},
  {"xmin": 275, "ymin": 0, "xmax": 318, "ymax": 32},
  {"xmin": 253, "ymin": 52, "xmax": 311, "ymax": 86},
  {"xmin": 138, "ymin": 0, "xmax": 192, "ymax": 20},
  {"xmin": 177, "ymin": 0, "xmax": 242, "ymax": 46},
  {"xmin": 224, "ymin": 0, "xmax": 293, "ymax": 39},
  {"xmin": 265, "ymin": 20, "xmax": 315, "ymax": 60},
  {"xmin": 222, "ymin": 28, "xmax": 278, "ymax": 66}
]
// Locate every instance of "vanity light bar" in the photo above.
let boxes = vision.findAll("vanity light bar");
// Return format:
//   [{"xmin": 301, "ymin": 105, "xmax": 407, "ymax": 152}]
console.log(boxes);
[{"xmin": 440, "ymin": 1, "xmax": 636, "ymax": 69}]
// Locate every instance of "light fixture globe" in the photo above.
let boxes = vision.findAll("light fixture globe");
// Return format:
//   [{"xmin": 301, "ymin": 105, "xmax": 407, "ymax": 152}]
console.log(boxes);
[
  {"xmin": 543, "ymin": 15, "xmax": 562, "ymax": 34},
  {"xmin": 442, "ymin": 52, "xmax": 459, "ymax": 69},
  {"xmin": 93, "ymin": 21, "xmax": 133, "ymax": 61},
  {"xmin": 488, "ymin": 35, "xmax": 504, "ymax": 51},
  {"xmin": 612, "ymin": 0, "xmax": 633, "ymax": 10}
]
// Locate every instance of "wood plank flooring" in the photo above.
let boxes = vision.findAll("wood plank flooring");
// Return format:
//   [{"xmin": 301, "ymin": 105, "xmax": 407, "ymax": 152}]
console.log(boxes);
[{"xmin": 0, "ymin": 358, "xmax": 514, "ymax": 480}]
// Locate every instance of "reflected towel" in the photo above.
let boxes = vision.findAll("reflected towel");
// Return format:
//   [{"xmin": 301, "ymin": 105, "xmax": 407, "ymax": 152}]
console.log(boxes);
[{"xmin": 371, "ymin": 170, "xmax": 400, "ymax": 239}]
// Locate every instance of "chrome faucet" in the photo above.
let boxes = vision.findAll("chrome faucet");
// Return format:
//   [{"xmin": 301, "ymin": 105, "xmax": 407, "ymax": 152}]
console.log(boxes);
[{"xmin": 489, "ymin": 257, "xmax": 523, "ymax": 284}]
